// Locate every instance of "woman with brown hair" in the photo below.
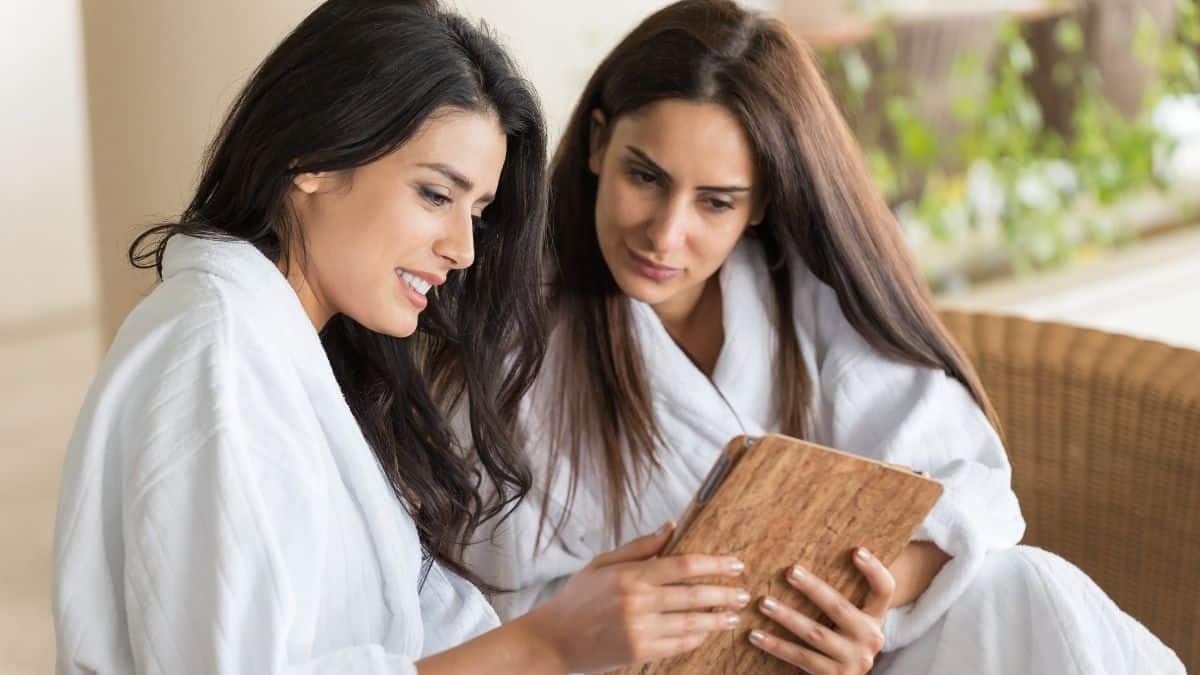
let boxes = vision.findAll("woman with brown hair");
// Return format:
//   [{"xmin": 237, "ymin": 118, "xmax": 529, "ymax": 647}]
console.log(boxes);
[{"xmin": 464, "ymin": 1, "xmax": 1182, "ymax": 673}]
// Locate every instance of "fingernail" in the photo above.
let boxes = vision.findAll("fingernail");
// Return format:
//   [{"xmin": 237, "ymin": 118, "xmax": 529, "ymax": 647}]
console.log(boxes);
[
  {"xmin": 736, "ymin": 590, "xmax": 752, "ymax": 606},
  {"xmin": 726, "ymin": 614, "xmax": 740, "ymax": 628},
  {"xmin": 750, "ymin": 629, "xmax": 768, "ymax": 644},
  {"xmin": 658, "ymin": 521, "xmax": 675, "ymax": 535},
  {"xmin": 761, "ymin": 596, "xmax": 779, "ymax": 612},
  {"xmin": 790, "ymin": 565, "xmax": 806, "ymax": 581},
  {"xmin": 856, "ymin": 548, "xmax": 872, "ymax": 562},
  {"xmin": 730, "ymin": 559, "xmax": 745, "ymax": 574}
]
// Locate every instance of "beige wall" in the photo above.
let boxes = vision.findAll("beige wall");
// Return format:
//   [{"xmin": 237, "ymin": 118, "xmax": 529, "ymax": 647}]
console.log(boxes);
[
  {"xmin": 0, "ymin": 0, "xmax": 97, "ymax": 333},
  {"xmin": 1, "ymin": 5, "xmax": 100, "ymax": 671},
  {"xmin": 453, "ymin": 0, "xmax": 678, "ymax": 143},
  {"xmin": 81, "ymin": 0, "xmax": 323, "ymax": 341},
  {"xmin": 453, "ymin": 0, "xmax": 775, "ymax": 143}
]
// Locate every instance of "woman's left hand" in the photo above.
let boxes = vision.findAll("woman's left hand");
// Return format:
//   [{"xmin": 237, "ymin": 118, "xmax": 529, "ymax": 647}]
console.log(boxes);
[{"xmin": 750, "ymin": 547, "xmax": 894, "ymax": 674}]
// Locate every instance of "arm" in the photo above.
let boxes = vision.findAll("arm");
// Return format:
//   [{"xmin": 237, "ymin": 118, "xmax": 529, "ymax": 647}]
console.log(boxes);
[
  {"xmin": 118, "ymin": 309, "xmax": 429, "ymax": 675},
  {"xmin": 821, "ymin": 344, "xmax": 1024, "ymax": 650},
  {"xmin": 417, "ymin": 616, "xmax": 568, "ymax": 675},
  {"xmin": 125, "ymin": 433, "xmax": 428, "ymax": 675},
  {"xmin": 889, "ymin": 541, "xmax": 951, "ymax": 608},
  {"xmin": 424, "ymin": 525, "xmax": 751, "ymax": 675}
]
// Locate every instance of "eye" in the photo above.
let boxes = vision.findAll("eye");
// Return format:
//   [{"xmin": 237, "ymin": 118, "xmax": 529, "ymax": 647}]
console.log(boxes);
[
  {"xmin": 472, "ymin": 215, "xmax": 488, "ymax": 232},
  {"xmin": 705, "ymin": 197, "xmax": 735, "ymax": 212},
  {"xmin": 421, "ymin": 186, "xmax": 452, "ymax": 207},
  {"xmin": 627, "ymin": 167, "xmax": 658, "ymax": 185}
]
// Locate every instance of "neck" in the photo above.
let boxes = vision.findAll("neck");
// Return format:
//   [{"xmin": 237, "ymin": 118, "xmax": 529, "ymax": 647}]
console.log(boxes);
[
  {"xmin": 654, "ymin": 275, "xmax": 725, "ymax": 376},
  {"xmin": 277, "ymin": 256, "xmax": 333, "ymax": 332}
]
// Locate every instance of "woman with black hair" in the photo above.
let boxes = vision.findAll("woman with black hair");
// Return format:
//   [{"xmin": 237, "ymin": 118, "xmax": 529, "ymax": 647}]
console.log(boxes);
[{"xmin": 52, "ymin": 2, "xmax": 748, "ymax": 673}]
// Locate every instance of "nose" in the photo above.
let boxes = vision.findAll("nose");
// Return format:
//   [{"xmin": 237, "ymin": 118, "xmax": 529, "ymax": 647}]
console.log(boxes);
[
  {"xmin": 436, "ymin": 210, "xmax": 476, "ymax": 270},
  {"xmin": 645, "ymin": 195, "xmax": 690, "ymax": 254}
]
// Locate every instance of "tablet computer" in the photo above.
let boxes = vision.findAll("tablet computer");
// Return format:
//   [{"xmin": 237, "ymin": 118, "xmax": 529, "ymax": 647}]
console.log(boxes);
[{"xmin": 621, "ymin": 434, "xmax": 943, "ymax": 675}]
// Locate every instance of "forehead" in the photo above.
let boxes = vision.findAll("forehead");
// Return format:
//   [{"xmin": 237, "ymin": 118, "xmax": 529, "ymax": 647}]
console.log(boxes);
[
  {"xmin": 611, "ymin": 99, "xmax": 756, "ymax": 183},
  {"xmin": 392, "ymin": 108, "xmax": 507, "ymax": 187}
]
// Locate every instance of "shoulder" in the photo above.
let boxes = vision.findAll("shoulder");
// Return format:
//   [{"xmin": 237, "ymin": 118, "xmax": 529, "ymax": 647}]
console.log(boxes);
[
  {"xmin": 780, "ymin": 253, "xmax": 945, "ymax": 400},
  {"xmin": 104, "ymin": 267, "xmax": 278, "ymax": 407},
  {"xmin": 92, "ymin": 268, "xmax": 315, "ymax": 494}
]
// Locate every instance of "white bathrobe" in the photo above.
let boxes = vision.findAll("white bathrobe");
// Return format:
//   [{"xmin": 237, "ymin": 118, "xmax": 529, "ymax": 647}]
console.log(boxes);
[
  {"xmin": 53, "ymin": 235, "xmax": 497, "ymax": 675},
  {"xmin": 464, "ymin": 239, "xmax": 1183, "ymax": 674}
]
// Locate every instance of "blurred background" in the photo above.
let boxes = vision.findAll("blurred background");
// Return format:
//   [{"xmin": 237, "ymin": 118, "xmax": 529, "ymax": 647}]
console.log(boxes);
[{"xmin": 2, "ymin": 1, "xmax": 1197, "ymax": 672}]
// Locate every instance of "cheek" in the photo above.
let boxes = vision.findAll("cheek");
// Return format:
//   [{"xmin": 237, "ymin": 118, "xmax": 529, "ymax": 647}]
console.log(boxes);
[
  {"xmin": 322, "ymin": 197, "xmax": 409, "ymax": 298},
  {"xmin": 350, "ymin": 185, "xmax": 437, "ymax": 264},
  {"xmin": 693, "ymin": 220, "xmax": 747, "ymax": 269},
  {"xmin": 598, "ymin": 179, "xmax": 652, "ymax": 235}
]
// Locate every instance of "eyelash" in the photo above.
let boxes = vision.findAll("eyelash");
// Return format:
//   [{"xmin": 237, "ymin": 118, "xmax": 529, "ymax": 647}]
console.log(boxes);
[
  {"xmin": 627, "ymin": 167, "xmax": 659, "ymax": 185},
  {"xmin": 705, "ymin": 197, "xmax": 735, "ymax": 212},
  {"xmin": 627, "ymin": 168, "xmax": 737, "ymax": 212},
  {"xmin": 420, "ymin": 186, "xmax": 451, "ymax": 207}
]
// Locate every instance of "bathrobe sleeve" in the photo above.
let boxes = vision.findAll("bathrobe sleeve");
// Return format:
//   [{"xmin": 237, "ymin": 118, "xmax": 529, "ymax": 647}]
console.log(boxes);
[
  {"xmin": 453, "ymin": 378, "xmax": 598, "ymax": 622},
  {"xmin": 463, "ymin": 488, "xmax": 596, "ymax": 621},
  {"xmin": 817, "ymin": 316, "xmax": 1026, "ymax": 651},
  {"xmin": 116, "ymin": 305, "xmax": 422, "ymax": 675}
]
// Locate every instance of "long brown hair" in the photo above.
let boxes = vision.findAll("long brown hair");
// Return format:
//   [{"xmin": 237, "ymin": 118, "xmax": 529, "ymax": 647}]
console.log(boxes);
[{"xmin": 544, "ymin": 0, "xmax": 999, "ymax": 545}]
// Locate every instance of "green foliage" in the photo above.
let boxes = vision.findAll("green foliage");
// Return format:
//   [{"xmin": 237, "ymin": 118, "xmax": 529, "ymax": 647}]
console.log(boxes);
[{"xmin": 816, "ymin": 1, "xmax": 1200, "ymax": 279}]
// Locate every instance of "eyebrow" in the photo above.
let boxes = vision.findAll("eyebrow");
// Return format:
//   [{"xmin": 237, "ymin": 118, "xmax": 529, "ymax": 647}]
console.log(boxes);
[
  {"xmin": 418, "ymin": 162, "xmax": 495, "ymax": 203},
  {"xmin": 625, "ymin": 145, "xmax": 753, "ymax": 194}
]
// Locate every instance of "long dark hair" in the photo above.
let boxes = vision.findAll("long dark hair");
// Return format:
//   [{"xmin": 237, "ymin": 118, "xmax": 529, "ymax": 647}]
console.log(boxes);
[
  {"xmin": 130, "ymin": 0, "xmax": 547, "ymax": 584},
  {"xmin": 546, "ymin": 0, "xmax": 999, "ymax": 544}
]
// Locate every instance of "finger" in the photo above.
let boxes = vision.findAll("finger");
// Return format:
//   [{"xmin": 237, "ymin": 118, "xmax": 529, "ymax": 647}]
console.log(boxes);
[
  {"xmin": 643, "ymin": 632, "xmax": 710, "ymax": 663},
  {"xmin": 749, "ymin": 629, "xmax": 839, "ymax": 675},
  {"xmin": 854, "ymin": 547, "xmax": 896, "ymax": 620},
  {"xmin": 587, "ymin": 521, "xmax": 674, "ymax": 569},
  {"xmin": 786, "ymin": 565, "xmax": 877, "ymax": 639},
  {"xmin": 653, "ymin": 610, "xmax": 741, "ymax": 638},
  {"xmin": 638, "ymin": 553, "xmax": 745, "ymax": 585},
  {"xmin": 759, "ymin": 595, "xmax": 857, "ymax": 664},
  {"xmin": 655, "ymin": 584, "xmax": 751, "ymax": 612}
]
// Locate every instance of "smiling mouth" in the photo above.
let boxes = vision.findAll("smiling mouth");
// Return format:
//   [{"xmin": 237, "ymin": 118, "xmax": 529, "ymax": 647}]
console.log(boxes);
[
  {"xmin": 397, "ymin": 269, "xmax": 432, "ymax": 295},
  {"xmin": 396, "ymin": 268, "xmax": 433, "ymax": 311}
]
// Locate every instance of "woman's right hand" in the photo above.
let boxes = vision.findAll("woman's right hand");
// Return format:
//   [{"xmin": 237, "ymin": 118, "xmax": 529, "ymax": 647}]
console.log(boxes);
[{"xmin": 522, "ymin": 522, "xmax": 750, "ymax": 674}]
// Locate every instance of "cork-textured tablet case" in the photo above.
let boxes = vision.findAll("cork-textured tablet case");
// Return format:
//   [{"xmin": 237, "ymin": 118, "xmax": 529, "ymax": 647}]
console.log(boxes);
[{"xmin": 618, "ymin": 434, "xmax": 943, "ymax": 675}]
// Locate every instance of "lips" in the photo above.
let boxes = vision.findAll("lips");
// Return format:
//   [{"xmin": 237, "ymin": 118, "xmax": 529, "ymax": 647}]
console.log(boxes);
[
  {"xmin": 396, "ymin": 268, "xmax": 431, "ymax": 310},
  {"xmin": 626, "ymin": 247, "xmax": 683, "ymax": 282}
]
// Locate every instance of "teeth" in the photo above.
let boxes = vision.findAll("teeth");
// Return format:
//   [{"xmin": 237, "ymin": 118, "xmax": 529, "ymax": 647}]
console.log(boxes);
[{"xmin": 400, "ymin": 270, "xmax": 432, "ymax": 295}]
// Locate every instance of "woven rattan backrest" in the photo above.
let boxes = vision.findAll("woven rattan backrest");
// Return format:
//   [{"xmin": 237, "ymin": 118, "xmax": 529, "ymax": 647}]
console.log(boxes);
[{"xmin": 940, "ymin": 309, "xmax": 1200, "ymax": 669}]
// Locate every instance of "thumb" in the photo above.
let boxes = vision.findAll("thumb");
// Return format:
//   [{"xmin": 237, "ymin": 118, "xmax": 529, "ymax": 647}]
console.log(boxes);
[{"xmin": 587, "ymin": 521, "xmax": 675, "ymax": 570}]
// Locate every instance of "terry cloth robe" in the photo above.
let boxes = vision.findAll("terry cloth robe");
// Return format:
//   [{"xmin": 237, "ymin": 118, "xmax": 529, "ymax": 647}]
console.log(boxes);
[
  {"xmin": 53, "ymin": 235, "xmax": 497, "ymax": 675},
  {"xmin": 463, "ymin": 238, "xmax": 1183, "ymax": 674}
]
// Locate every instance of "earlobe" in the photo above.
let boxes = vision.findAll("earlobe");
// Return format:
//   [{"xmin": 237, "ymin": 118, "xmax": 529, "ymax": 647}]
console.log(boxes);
[
  {"xmin": 588, "ymin": 109, "xmax": 608, "ymax": 176},
  {"xmin": 293, "ymin": 172, "xmax": 325, "ymax": 195}
]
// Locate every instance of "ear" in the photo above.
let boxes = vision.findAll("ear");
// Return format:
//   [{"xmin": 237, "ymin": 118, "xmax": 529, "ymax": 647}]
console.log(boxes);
[
  {"xmin": 292, "ymin": 171, "xmax": 332, "ymax": 195},
  {"xmin": 588, "ymin": 109, "xmax": 609, "ymax": 176},
  {"xmin": 749, "ymin": 195, "xmax": 769, "ymax": 226}
]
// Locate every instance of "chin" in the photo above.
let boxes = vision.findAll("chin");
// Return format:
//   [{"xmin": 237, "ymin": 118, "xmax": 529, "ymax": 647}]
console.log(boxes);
[
  {"xmin": 387, "ymin": 317, "xmax": 419, "ymax": 339},
  {"xmin": 356, "ymin": 310, "xmax": 418, "ymax": 339},
  {"xmin": 613, "ymin": 271, "xmax": 671, "ymax": 306}
]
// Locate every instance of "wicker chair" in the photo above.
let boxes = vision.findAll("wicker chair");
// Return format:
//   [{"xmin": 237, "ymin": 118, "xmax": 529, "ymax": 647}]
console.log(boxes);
[{"xmin": 941, "ymin": 309, "xmax": 1200, "ymax": 670}]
